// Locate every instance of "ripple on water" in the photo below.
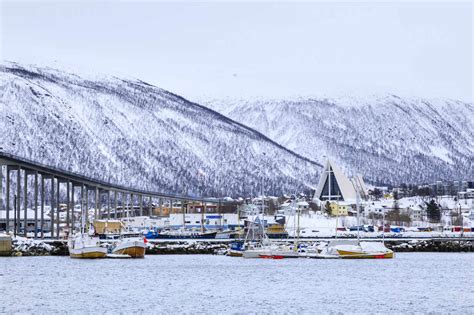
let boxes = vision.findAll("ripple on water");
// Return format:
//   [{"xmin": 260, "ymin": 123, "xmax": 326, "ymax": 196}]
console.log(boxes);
[{"xmin": 0, "ymin": 253, "xmax": 473, "ymax": 313}]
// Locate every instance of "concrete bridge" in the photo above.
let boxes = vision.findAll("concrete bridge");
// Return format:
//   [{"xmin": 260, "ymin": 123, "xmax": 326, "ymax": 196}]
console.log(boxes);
[{"xmin": 0, "ymin": 152, "xmax": 230, "ymax": 239}]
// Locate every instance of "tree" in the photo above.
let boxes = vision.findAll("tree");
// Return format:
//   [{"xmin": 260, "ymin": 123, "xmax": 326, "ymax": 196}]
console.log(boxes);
[
  {"xmin": 370, "ymin": 188, "xmax": 383, "ymax": 200},
  {"xmin": 324, "ymin": 201, "xmax": 332, "ymax": 216},
  {"xmin": 425, "ymin": 199, "xmax": 441, "ymax": 223},
  {"xmin": 385, "ymin": 208, "xmax": 400, "ymax": 225}
]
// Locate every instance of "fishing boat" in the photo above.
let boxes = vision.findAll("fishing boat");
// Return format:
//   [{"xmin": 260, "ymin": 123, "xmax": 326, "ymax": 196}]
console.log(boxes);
[
  {"xmin": 111, "ymin": 236, "xmax": 147, "ymax": 258},
  {"xmin": 68, "ymin": 199, "xmax": 107, "ymax": 259},
  {"xmin": 68, "ymin": 232, "xmax": 107, "ymax": 259}
]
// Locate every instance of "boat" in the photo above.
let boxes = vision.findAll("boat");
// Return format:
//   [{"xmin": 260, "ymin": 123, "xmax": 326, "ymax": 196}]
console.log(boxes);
[
  {"xmin": 250, "ymin": 195, "xmax": 303, "ymax": 259},
  {"xmin": 257, "ymin": 244, "xmax": 300, "ymax": 259},
  {"xmin": 309, "ymin": 185, "xmax": 393, "ymax": 259},
  {"xmin": 336, "ymin": 241, "xmax": 394, "ymax": 259},
  {"xmin": 68, "ymin": 232, "xmax": 107, "ymax": 259},
  {"xmin": 215, "ymin": 229, "xmax": 241, "ymax": 239},
  {"xmin": 227, "ymin": 240, "xmax": 245, "ymax": 257},
  {"xmin": 68, "ymin": 199, "xmax": 107, "ymax": 259},
  {"xmin": 266, "ymin": 223, "xmax": 289, "ymax": 239},
  {"xmin": 111, "ymin": 236, "xmax": 147, "ymax": 258}
]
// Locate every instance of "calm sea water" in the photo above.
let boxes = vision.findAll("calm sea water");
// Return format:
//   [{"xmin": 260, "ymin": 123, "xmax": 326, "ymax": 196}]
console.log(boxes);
[{"xmin": 1, "ymin": 253, "xmax": 473, "ymax": 314}]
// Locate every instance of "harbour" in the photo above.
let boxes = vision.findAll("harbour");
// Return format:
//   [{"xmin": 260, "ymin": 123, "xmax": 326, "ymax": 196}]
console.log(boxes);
[
  {"xmin": 1, "ymin": 1, "xmax": 473, "ymax": 312},
  {"xmin": 1, "ymin": 253, "xmax": 473, "ymax": 314}
]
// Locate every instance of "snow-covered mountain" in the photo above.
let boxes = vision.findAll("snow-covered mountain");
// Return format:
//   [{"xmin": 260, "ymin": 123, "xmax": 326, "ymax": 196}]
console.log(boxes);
[
  {"xmin": 0, "ymin": 63, "xmax": 322, "ymax": 198},
  {"xmin": 203, "ymin": 96, "xmax": 474, "ymax": 185}
]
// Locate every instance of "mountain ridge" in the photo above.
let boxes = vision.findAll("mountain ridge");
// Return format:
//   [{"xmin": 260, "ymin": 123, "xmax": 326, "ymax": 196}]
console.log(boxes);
[
  {"xmin": 0, "ymin": 62, "xmax": 322, "ymax": 198},
  {"xmin": 204, "ymin": 96, "xmax": 474, "ymax": 186}
]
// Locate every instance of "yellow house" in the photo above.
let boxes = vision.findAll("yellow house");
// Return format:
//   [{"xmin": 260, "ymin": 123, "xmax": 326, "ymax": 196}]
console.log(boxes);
[{"xmin": 329, "ymin": 202, "xmax": 349, "ymax": 216}]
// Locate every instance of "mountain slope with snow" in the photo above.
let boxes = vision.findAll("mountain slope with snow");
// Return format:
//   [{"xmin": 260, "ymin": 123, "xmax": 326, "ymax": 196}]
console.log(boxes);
[
  {"xmin": 203, "ymin": 96, "xmax": 474, "ymax": 185},
  {"xmin": 0, "ymin": 63, "xmax": 322, "ymax": 197}
]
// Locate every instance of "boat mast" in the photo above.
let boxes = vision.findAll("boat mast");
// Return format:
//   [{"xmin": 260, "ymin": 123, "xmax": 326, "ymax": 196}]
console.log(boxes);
[
  {"xmin": 201, "ymin": 202, "xmax": 205, "ymax": 233},
  {"xmin": 260, "ymin": 152, "xmax": 268, "ymax": 243},
  {"xmin": 382, "ymin": 207, "xmax": 385, "ymax": 244},
  {"xmin": 81, "ymin": 185, "xmax": 85, "ymax": 235},
  {"xmin": 356, "ymin": 185, "xmax": 360, "ymax": 242},
  {"xmin": 294, "ymin": 195, "xmax": 300, "ymax": 252},
  {"xmin": 261, "ymin": 166, "xmax": 265, "ymax": 240}
]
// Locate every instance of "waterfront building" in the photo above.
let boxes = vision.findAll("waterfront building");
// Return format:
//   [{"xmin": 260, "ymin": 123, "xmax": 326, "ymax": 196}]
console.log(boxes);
[{"xmin": 0, "ymin": 209, "xmax": 51, "ymax": 233}]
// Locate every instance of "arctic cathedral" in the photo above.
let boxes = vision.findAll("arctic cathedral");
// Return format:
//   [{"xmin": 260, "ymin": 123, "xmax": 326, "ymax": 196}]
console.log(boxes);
[{"xmin": 313, "ymin": 159, "xmax": 367, "ymax": 202}]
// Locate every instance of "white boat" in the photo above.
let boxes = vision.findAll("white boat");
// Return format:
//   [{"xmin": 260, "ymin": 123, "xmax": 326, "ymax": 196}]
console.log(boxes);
[
  {"xmin": 68, "ymin": 197, "xmax": 107, "ymax": 259},
  {"xmin": 310, "ymin": 185, "xmax": 393, "ymax": 259},
  {"xmin": 111, "ymin": 237, "xmax": 147, "ymax": 258},
  {"xmin": 310, "ymin": 239, "xmax": 393, "ymax": 259},
  {"xmin": 246, "ymin": 195, "xmax": 303, "ymax": 259},
  {"xmin": 68, "ymin": 233, "xmax": 107, "ymax": 259}
]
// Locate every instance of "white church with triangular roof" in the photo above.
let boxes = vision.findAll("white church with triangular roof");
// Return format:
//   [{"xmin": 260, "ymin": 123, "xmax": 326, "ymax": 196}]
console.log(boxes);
[{"xmin": 313, "ymin": 159, "xmax": 366, "ymax": 202}]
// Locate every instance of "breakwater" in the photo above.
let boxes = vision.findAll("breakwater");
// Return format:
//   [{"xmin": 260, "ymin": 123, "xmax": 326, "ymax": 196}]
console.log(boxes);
[{"xmin": 4, "ymin": 237, "xmax": 473, "ymax": 256}]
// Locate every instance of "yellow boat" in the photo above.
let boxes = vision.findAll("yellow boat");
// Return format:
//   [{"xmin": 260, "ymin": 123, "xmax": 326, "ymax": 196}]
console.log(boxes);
[
  {"xmin": 112, "ymin": 237, "xmax": 146, "ymax": 258},
  {"xmin": 337, "ymin": 248, "xmax": 394, "ymax": 259},
  {"xmin": 336, "ymin": 241, "xmax": 394, "ymax": 259}
]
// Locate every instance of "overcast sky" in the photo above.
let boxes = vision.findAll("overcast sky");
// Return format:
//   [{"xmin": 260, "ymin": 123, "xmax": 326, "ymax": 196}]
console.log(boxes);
[{"xmin": 1, "ymin": 1, "xmax": 472, "ymax": 102}]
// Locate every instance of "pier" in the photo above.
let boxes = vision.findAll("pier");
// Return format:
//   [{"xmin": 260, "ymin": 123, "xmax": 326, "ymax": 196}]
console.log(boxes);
[{"xmin": 0, "ymin": 152, "xmax": 230, "ymax": 239}]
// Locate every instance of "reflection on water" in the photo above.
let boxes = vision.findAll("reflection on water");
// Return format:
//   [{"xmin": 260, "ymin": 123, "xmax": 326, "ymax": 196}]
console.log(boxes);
[{"xmin": 1, "ymin": 253, "xmax": 473, "ymax": 313}]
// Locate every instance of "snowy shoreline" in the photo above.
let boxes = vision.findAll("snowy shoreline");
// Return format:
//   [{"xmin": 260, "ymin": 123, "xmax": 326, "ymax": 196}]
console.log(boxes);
[{"xmin": 4, "ymin": 237, "xmax": 473, "ymax": 257}]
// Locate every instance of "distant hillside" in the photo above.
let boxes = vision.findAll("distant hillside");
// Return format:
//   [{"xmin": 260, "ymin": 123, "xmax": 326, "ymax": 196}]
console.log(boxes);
[
  {"xmin": 204, "ymin": 96, "xmax": 474, "ymax": 185},
  {"xmin": 0, "ymin": 63, "xmax": 322, "ymax": 198}
]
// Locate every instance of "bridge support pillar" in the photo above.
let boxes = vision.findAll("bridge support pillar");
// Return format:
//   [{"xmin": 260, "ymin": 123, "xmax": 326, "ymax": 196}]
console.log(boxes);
[
  {"xmin": 34, "ymin": 171, "xmax": 38, "ymax": 238},
  {"xmin": 95, "ymin": 187, "xmax": 99, "ymax": 220},
  {"xmin": 50, "ymin": 175, "xmax": 55, "ymax": 239},
  {"xmin": 66, "ymin": 181, "xmax": 70, "ymax": 232},
  {"xmin": 0, "ymin": 165, "xmax": 2, "ymax": 220},
  {"xmin": 56, "ymin": 178, "xmax": 60, "ymax": 239},
  {"xmin": 71, "ymin": 184, "xmax": 75, "ymax": 232},
  {"xmin": 16, "ymin": 166, "xmax": 21, "ymax": 237},
  {"xmin": 114, "ymin": 191, "xmax": 118, "ymax": 219},
  {"xmin": 107, "ymin": 191, "xmax": 111, "ymax": 220},
  {"xmin": 5, "ymin": 167, "xmax": 10, "ymax": 234},
  {"xmin": 149, "ymin": 196, "xmax": 152, "ymax": 216},
  {"xmin": 85, "ymin": 187, "xmax": 89, "ymax": 221},
  {"xmin": 23, "ymin": 171, "xmax": 27, "ymax": 237},
  {"xmin": 139, "ymin": 195, "xmax": 143, "ymax": 216},
  {"xmin": 40, "ymin": 176, "xmax": 44, "ymax": 239}
]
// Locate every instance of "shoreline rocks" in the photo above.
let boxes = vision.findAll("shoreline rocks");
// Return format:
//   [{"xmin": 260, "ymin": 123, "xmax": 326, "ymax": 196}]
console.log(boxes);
[
  {"xmin": 4, "ymin": 238, "xmax": 474, "ymax": 256},
  {"xmin": 387, "ymin": 240, "xmax": 473, "ymax": 252}
]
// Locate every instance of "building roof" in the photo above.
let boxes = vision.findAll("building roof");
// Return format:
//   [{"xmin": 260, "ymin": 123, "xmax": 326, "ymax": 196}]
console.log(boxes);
[
  {"xmin": 0, "ymin": 209, "xmax": 51, "ymax": 220},
  {"xmin": 313, "ymin": 159, "xmax": 357, "ymax": 201}
]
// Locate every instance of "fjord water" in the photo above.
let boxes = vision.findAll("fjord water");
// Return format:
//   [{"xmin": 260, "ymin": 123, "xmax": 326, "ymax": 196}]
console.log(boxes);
[{"xmin": 1, "ymin": 253, "xmax": 473, "ymax": 313}]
